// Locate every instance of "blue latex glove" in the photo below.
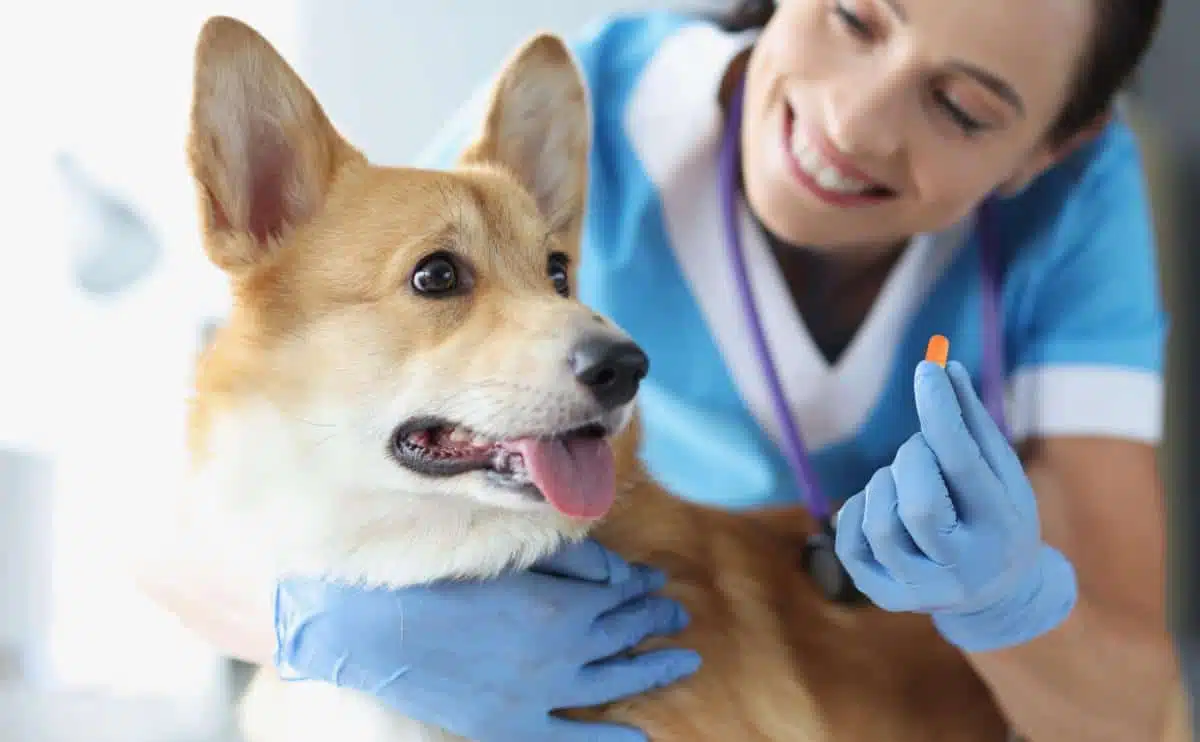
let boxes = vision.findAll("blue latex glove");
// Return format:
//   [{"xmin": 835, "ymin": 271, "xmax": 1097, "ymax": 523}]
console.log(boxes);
[
  {"xmin": 273, "ymin": 539, "xmax": 700, "ymax": 742},
  {"xmin": 835, "ymin": 360, "xmax": 1078, "ymax": 652}
]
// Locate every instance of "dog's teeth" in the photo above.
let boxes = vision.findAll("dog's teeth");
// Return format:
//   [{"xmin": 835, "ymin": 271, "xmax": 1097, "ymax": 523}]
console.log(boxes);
[
  {"xmin": 471, "ymin": 435, "xmax": 492, "ymax": 447},
  {"xmin": 507, "ymin": 453, "xmax": 530, "ymax": 483},
  {"xmin": 447, "ymin": 428, "xmax": 470, "ymax": 444}
]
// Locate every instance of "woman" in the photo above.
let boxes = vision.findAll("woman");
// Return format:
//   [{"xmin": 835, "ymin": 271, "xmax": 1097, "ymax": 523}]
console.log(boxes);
[{"xmin": 140, "ymin": 0, "xmax": 1175, "ymax": 740}]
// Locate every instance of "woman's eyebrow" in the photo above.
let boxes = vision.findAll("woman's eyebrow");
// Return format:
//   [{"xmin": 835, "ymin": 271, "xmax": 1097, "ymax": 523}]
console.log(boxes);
[
  {"xmin": 948, "ymin": 60, "xmax": 1026, "ymax": 116},
  {"xmin": 881, "ymin": 0, "xmax": 1026, "ymax": 116}
]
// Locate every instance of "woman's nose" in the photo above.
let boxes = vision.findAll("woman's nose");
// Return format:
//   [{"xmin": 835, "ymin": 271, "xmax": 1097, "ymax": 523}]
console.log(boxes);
[{"xmin": 823, "ymin": 68, "xmax": 907, "ymax": 161}]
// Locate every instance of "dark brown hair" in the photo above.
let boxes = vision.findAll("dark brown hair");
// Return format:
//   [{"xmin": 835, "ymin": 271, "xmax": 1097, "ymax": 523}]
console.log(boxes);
[{"xmin": 714, "ymin": 0, "xmax": 1164, "ymax": 144}]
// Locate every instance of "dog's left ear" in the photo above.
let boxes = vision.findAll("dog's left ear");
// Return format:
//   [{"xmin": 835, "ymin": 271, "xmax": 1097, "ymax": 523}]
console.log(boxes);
[{"xmin": 462, "ymin": 34, "xmax": 590, "ymax": 237}]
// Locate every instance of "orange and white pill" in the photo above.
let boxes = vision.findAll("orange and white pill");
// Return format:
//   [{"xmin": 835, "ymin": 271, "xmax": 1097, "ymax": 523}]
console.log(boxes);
[{"xmin": 925, "ymin": 335, "xmax": 950, "ymax": 367}]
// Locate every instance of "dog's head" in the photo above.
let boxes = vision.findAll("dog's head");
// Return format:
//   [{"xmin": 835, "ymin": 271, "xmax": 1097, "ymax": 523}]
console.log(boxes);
[{"xmin": 186, "ymin": 17, "xmax": 645, "ymax": 582}]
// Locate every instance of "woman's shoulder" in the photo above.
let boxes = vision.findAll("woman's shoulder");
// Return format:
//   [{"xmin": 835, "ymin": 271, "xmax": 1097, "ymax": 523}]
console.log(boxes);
[
  {"xmin": 1028, "ymin": 115, "xmax": 1145, "ymax": 199},
  {"xmin": 996, "ymin": 115, "xmax": 1154, "ymax": 268},
  {"xmin": 994, "ymin": 114, "xmax": 1164, "ymax": 358}
]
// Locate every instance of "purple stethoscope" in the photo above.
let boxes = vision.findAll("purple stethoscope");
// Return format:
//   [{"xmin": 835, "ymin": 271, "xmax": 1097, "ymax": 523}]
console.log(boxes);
[{"xmin": 718, "ymin": 77, "xmax": 1010, "ymax": 603}]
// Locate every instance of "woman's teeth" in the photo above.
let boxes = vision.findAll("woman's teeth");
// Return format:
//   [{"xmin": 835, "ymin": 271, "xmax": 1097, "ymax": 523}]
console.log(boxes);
[{"xmin": 789, "ymin": 130, "xmax": 877, "ymax": 196}]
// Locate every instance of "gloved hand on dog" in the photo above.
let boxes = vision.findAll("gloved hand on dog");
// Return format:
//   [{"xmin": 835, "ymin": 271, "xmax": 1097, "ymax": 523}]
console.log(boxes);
[
  {"xmin": 834, "ymin": 360, "xmax": 1078, "ymax": 653},
  {"xmin": 273, "ymin": 538, "xmax": 701, "ymax": 742}
]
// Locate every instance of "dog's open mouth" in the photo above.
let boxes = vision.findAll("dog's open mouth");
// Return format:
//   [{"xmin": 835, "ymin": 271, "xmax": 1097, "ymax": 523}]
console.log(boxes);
[{"xmin": 391, "ymin": 419, "xmax": 617, "ymax": 518}]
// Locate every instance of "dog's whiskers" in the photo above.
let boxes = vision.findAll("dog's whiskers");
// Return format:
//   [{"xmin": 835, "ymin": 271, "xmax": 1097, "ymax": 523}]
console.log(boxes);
[
  {"xmin": 313, "ymin": 432, "xmax": 339, "ymax": 448},
  {"xmin": 296, "ymin": 417, "xmax": 337, "ymax": 428}
]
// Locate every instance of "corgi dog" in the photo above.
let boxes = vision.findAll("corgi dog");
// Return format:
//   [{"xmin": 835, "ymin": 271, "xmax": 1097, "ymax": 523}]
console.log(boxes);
[{"xmin": 184, "ymin": 16, "xmax": 1009, "ymax": 742}]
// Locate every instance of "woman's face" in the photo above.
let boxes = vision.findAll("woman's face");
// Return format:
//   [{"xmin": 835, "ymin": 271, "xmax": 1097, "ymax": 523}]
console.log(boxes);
[{"xmin": 741, "ymin": 0, "xmax": 1096, "ymax": 253}]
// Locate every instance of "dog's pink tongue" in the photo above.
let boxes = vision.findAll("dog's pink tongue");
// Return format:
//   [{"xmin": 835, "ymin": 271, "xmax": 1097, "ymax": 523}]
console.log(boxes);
[{"xmin": 510, "ymin": 437, "xmax": 616, "ymax": 519}]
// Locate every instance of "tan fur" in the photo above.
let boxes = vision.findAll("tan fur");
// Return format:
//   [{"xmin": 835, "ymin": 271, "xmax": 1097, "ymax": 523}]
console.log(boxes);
[{"xmin": 184, "ymin": 16, "xmax": 1008, "ymax": 742}]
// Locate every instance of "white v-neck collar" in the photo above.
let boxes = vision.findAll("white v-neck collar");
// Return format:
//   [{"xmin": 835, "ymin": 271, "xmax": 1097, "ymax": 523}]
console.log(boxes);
[
  {"xmin": 625, "ymin": 21, "xmax": 969, "ymax": 450},
  {"xmin": 732, "ymin": 195, "xmax": 969, "ymax": 448}
]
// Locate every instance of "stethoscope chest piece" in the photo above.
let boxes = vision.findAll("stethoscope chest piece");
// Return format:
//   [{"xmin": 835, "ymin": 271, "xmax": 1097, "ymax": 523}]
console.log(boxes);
[{"xmin": 801, "ymin": 521, "xmax": 866, "ymax": 605}]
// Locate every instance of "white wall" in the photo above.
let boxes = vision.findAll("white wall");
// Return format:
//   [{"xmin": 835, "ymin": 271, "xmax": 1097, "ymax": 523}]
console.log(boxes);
[
  {"xmin": 293, "ymin": 0, "xmax": 732, "ymax": 166},
  {"xmin": 0, "ymin": 0, "xmax": 303, "ymax": 710}
]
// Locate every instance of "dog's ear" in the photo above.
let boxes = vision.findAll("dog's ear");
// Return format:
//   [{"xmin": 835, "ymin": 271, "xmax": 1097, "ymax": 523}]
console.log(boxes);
[
  {"xmin": 462, "ymin": 34, "xmax": 590, "ymax": 237},
  {"xmin": 187, "ymin": 16, "xmax": 361, "ymax": 273}
]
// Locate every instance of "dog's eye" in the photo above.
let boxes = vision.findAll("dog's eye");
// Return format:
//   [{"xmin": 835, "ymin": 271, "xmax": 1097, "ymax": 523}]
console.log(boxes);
[
  {"xmin": 548, "ymin": 252, "xmax": 571, "ymax": 298},
  {"xmin": 411, "ymin": 252, "xmax": 464, "ymax": 296}
]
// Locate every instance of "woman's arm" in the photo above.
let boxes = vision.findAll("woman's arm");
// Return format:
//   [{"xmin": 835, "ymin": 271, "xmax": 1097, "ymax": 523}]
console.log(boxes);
[
  {"xmin": 962, "ymin": 436, "xmax": 1177, "ymax": 741},
  {"xmin": 958, "ymin": 118, "xmax": 1176, "ymax": 740},
  {"xmin": 129, "ymin": 514, "xmax": 276, "ymax": 666},
  {"xmin": 1161, "ymin": 679, "xmax": 1192, "ymax": 742}
]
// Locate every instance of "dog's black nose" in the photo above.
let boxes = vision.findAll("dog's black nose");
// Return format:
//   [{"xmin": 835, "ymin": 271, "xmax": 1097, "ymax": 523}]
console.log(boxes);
[{"xmin": 570, "ymin": 336, "xmax": 649, "ymax": 411}]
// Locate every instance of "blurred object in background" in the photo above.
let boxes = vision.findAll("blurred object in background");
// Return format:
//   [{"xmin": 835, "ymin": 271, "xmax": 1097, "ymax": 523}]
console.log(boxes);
[
  {"xmin": 1135, "ymin": 0, "xmax": 1200, "ymax": 733},
  {"xmin": 0, "ymin": 686, "xmax": 238, "ymax": 742},
  {"xmin": 1137, "ymin": 0, "xmax": 1200, "ymax": 153},
  {"xmin": 197, "ymin": 318, "xmax": 223, "ymax": 356},
  {"xmin": 54, "ymin": 152, "xmax": 162, "ymax": 301},
  {"xmin": 0, "ymin": 450, "xmax": 55, "ymax": 688}
]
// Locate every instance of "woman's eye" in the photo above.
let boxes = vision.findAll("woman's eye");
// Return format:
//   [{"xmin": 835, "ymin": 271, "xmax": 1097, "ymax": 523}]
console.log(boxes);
[
  {"xmin": 834, "ymin": 1, "xmax": 872, "ymax": 38},
  {"xmin": 547, "ymin": 252, "xmax": 571, "ymax": 298},
  {"xmin": 933, "ymin": 90, "xmax": 986, "ymax": 135}
]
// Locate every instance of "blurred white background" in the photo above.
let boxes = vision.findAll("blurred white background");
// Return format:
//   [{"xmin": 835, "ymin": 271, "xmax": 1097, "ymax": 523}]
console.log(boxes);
[{"xmin": 0, "ymin": 0, "xmax": 1193, "ymax": 740}]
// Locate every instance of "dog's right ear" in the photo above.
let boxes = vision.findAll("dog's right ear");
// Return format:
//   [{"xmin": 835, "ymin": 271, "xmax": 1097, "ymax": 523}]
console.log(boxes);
[{"xmin": 187, "ymin": 16, "xmax": 361, "ymax": 274}]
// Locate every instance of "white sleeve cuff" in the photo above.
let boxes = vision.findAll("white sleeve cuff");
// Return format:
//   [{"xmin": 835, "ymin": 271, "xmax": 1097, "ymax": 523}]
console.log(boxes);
[{"xmin": 1006, "ymin": 366, "xmax": 1164, "ymax": 444}]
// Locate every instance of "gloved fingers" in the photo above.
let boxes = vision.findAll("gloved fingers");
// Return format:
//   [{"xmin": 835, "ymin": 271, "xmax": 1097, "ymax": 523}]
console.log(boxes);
[
  {"xmin": 583, "ymin": 563, "xmax": 668, "ymax": 616},
  {"xmin": 534, "ymin": 538, "xmax": 633, "ymax": 584},
  {"xmin": 833, "ymin": 490, "xmax": 870, "ymax": 568},
  {"xmin": 834, "ymin": 491, "xmax": 910, "ymax": 612},
  {"xmin": 913, "ymin": 361, "xmax": 1007, "ymax": 527},
  {"xmin": 860, "ymin": 466, "xmax": 933, "ymax": 586},
  {"xmin": 542, "ymin": 717, "xmax": 650, "ymax": 742},
  {"xmin": 945, "ymin": 361, "xmax": 1024, "ymax": 482},
  {"xmin": 890, "ymin": 434, "xmax": 960, "ymax": 566},
  {"xmin": 587, "ymin": 595, "xmax": 690, "ymax": 661},
  {"xmin": 563, "ymin": 648, "xmax": 701, "ymax": 709}
]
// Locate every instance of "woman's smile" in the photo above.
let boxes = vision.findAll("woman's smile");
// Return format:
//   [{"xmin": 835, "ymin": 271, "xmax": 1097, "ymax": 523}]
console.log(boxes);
[{"xmin": 781, "ymin": 98, "xmax": 897, "ymax": 208}]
